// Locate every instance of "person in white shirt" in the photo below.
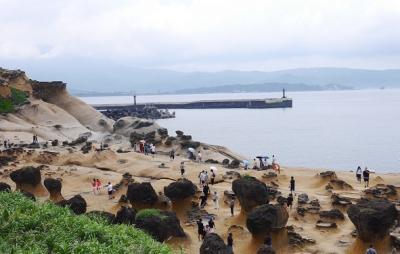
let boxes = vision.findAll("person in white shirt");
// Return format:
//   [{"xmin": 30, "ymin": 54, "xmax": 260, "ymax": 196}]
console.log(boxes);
[
  {"xmin": 356, "ymin": 166, "xmax": 362, "ymax": 183},
  {"xmin": 106, "ymin": 182, "xmax": 114, "ymax": 199},
  {"xmin": 212, "ymin": 191, "xmax": 219, "ymax": 210},
  {"xmin": 198, "ymin": 152, "xmax": 202, "ymax": 163}
]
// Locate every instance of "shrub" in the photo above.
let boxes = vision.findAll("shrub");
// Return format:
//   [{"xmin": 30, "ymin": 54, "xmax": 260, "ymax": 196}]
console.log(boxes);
[
  {"xmin": 0, "ymin": 88, "xmax": 28, "ymax": 113},
  {"xmin": 0, "ymin": 192, "xmax": 172, "ymax": 254},
  {"xmin": 136, "ymin": 209, "xmax": 167, "ymax": 221}
]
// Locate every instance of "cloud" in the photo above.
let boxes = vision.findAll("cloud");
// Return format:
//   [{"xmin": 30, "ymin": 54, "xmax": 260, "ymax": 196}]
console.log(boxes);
[{"xmin": 0, "ymin": 0, "xmax": 400, "ymax": 70}]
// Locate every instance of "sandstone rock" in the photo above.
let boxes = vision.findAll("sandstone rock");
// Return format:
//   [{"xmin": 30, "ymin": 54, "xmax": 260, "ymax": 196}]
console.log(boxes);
[
  {"xmin": 0, "ymin": 182, "xmax": 11, "ymax": 192},
  {"xmin": 246, "ymin": 204, "xmax": 289, "ymax": 235},
  {"xmin": 232, "ymin": 176, "xmax": 270, "ymax": 212},
  {"xmin": 164, "ymin": 179, "xmax": 197, "ymax": 201},
  {"xmin": 200, "ymin": 233, "xmax": 228, "ymax": 254},
  {"xmin": 331, "ymin": 193, "xmax": 352, "ymax": 206},
  {"xmin": 262, "ymin": 172, "xmax": 277, "ymax": 179},
  {"xmin": 327, "ymin": 179, "xmax": 353, "ymax": 190},
  {"xmin": 319, "ymin": 209, "xmax": 345, "ymax": 220},
  {"xmin": 127, "ymin": 182, "xmax": 158, "ymax": 205},
  {"xmin": 347, "ymin": 199, "xmax": 397, "ymax": 241},
  {"xmin": 223, "ymin": 171, "xmax": 241, "ymax": 180},
  {"xmin": 319, "ymin": 171, "xmax": 337, "ymax": 179},
  {"xmin": 44, "ymin": 178, "xmax": 63, "ymax": 201},
  {"xmin": 57, "ymin": 195, "xmax": 87, "ymax": 215},
  {"xmin": 286, "ymin": 225, "xmax": 316, "ymax": 247},
  {"xmin": 114, "ymin": 206, "xmax": 136, "ymax": 225},
  {"xmin": 10, "ymin": 166, "xmax": 41, "ymax": 187},
  {"xmin": 257, "ymin": 245, "xmax": 276, "ymax": 254},
  {"xmin": 364, "ymin": 184, "xmax": 397, "ymax": 199}
]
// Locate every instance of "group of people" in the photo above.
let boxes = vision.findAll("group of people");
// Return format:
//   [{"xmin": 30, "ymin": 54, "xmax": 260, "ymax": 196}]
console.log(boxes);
[
  {"xmin": 196, "ymin": 218, "xmax": 216, "ymax": 240},
  {"xmin": 32, "ymin": 134, "xmax": 39, "ymax": 144},
  {"xmin": 137, "ymin": 142, "xmax": 156, "ymax": 156},
  {"xmin": 2, "ymin": 139, "xmax": 12, "ymax": 149},
  {"xmin": 91, "ymin": 179, "xmax": 115, "ymax": 199},
  {"xmin": 252, "ymin": 155, "xmax": 280, "ymax": 173},
  {"xmin": 356, "ymin": 166, "xmax": 371, "ymax": 187}
]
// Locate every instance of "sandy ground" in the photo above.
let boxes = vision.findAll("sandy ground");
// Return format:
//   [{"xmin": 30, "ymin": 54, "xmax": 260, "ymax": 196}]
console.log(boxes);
[{"xmin": 1, "ymin": 145, "xmax": 399, "ymax": 254}]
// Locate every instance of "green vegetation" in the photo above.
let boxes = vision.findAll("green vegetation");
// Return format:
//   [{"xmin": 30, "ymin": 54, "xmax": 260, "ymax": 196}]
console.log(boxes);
[
  {"xmin": 242, "ymin": 174, "xmax": 254, "ymax": 181},
  {"xmin": 136, "ymin": 209, "xmax": 167, "ymax": 221},
  {"xmin": 0, "ymin": 87, "xmax": 28, "ymax": 113},
  {"xmin": 0, "ymin": 192, "xmax": 172, "ymax": 254}
]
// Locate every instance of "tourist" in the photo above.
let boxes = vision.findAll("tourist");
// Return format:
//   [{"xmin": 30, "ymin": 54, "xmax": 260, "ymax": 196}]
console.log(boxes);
[
  {"xmin": 287, "ymin": 193, "xmax": 293, "ymax": 209},
  {"xmin": 366, "ymin": 244, "xmax": 377, "ymax": 254},
  {"xmin": 198, "ymin": 151, "xmax": 202, "ymax": 163},
  {"xmin": 210, "ymin": 169, "xmax": 216, "ymax": 185},
  {"xmin": 170, "ymin": 149, "xmax": 175, "ymax": 160},
  {"xmin": 96, "ymin": 179, "xmax": 101, "ymax": 192},
  {"xmin": 272, "ymin": 155, "xmax": 280, "ymax": 174},
  {"xmin": 290, "ymin": 176, "xmax": 296, "ymax": 194},
  {"xmin": 106, "ymin": 182, "xmax": 114, "ymax": 199},
  {"xmin": 200, "ymin": 170, "xmax": 208, "ymax": 185},
  {"xmin": 229, "ymin": 197, "xmax": 235, "ymax": 216},
  {"xmin": 212, "ymin": 191, "xmax": 219, "ymax": 210},
  {"xmin": 150, "ymin": 143, "xmax": 156, "ymax": 158},
  {"xmin": 264, "ymin": 235, "xmax": 272, "ymax": 247},
  {"xmin": 203, "ymin": 184, "xmax": 210, "ymax": 198},
  {"xmin": 363, "ymin": 167, "xmax": 370, "ymax": 188},
  {"xmin": 204, "ymin": 225, "xmax": 211, "ymax": 235},
  {"xmin": 139, "ymin": 142, "xmax": 144, "ymax": 153},
  {"xmin": 92, "ymin": 179, "xmax": 97, "ymax": 195},
  {"xmin": 208, "ymin": 218, "xmax": 215, "ymax": 230},
  {"xmin": 199, "ymin": 192, "xmax": 207, "ymax": 208},
  {"xmin": 356, "ymin": 166, "xmax": 362, "ymax": 183},
  {"xmin": 252, "ymin": 158, "xmax": 258, "ymax": 169},
  {"xmin": 227, "ymin": 233, "xmax": 234, "ymax": 254},
  {"xmin": 180, "ymin": 162, "xmax": 185, "ymax": 177},
  {"xmin": 197, "ymin": 219, "xmax": 204, "ymax": 241}
]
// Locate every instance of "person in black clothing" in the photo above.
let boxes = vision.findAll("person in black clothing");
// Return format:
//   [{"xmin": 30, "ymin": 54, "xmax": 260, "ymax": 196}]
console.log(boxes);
[
  {"xmin": 290, "ymin": 176, "xmax": 295, "ymax": 193},
  {"xmin": 363, "ymin": 167, "xmax": 370, "ymax": 188},
  {"xmin": 170, "ymin": 149, "xmax": 175, "ymax": 160},
  {"xmin": 210, "ymin": 169, "xmax": 215, "ymax": 185},
  {"xmin": 287, "ymin": 193, "xmax": 293, "ymax": 209},
  {"xmin": 229, "ymin": 197, "xmax": 235, "ymax": 216},
  {"xmin": 180, "ymin": 162, "xmax": 185, "ymax": 177},
  {"xmin": 208, "ymin": 218, "xmax": 215, "ymax": 230},
  {"xmin": 227, "ymin": 232, "xmax": 234, "ymax": 254},
  {"xmin": 203, "ymin": 184, "xmax": 210, "ymax": 198},
  {"xmin": 197, "ymin": 219, "xmax": 204, "ymax": 241},
  {"xmin": 264, "ymin": 235, "xmax": 272, "ymax": 247},
  {"xmin": 200, "ymin": 193, "xmax": 207, "ymax": 208}
]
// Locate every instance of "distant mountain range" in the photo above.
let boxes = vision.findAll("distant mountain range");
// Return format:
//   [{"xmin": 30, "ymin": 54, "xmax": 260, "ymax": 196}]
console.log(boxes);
[{"xmin": 5, "ymin": 60, "xmax": 400, "ymax": 93}]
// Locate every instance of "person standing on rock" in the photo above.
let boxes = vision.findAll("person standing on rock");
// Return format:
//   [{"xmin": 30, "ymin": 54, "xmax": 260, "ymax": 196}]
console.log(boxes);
[
  {"xmin": 356, "ymin": 166, "xmax": 362, "ymax": 183},
  {"xmin": 197, "ymin": 219, "xmax": 205, "ymax": 241},
  {"xmin": 96, "ymin": 179, "xmax": 102, "ymax": 192},
  {"xmin": 227, "ymin": 232, "xmax": 234, "ymax": 254},
  {"xmin": 180, "ymin": 162, "xmax": 185, "ymax": 177},
  {"xmin": 106, "ymin": 182, "xmax": 114, "ymax": 199},
  {"xmin": 210, "ymin": 169, "xmax": 216, "ymax": 185},
  {"xmin": 366, "ymin": 244, "xmax": 377, "ymax": 254},
  {"xmin": 229, "ymin": 197, "xmax": 235, "ymax": 216},
  {"xmin": 212, "ymin": 191, "xmax": 219, "ymax": 210},
  {"xmin": 363, "ymin": 167, "xmax": 370, "ymax": 188},
  {"xmin": 287, "ymin": 193, "xmax": 293, "ymax": 209},
  {"xmin": 199, "ymin": 192, "xmax": 207, "ymax": 209},
  {"xmin": 208, "ymin": 218, "xmax": 215, "ymax": 231},
  {"xmin": 203, "ymin": 184, "xmax": 210, "ymax": 198},
  {"xmin": 198, "ymin": 151, "xmax": 202, "ymax": 163},
  {"xmin": 170, "ymin": 149, "xmax": 175, "ymax": 160},
  {"xmin": 92, "ymin": 179, "xmax": 97, "ymax": 195},
  {"xmin": 290, "ymin": 176, "xmax": 296, "ymax": 194}
]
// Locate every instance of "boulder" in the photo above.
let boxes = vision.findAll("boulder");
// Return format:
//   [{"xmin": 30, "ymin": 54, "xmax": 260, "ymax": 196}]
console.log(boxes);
[
  {"xmin": 68, "ymin": 136, "xmax": 88, "ymax": 146},
  {"xmin": 227, "ymin": 159, "xmax": 240, "ymax": 169},
  {"xmin": 297, "ymin": 193, "xmax": 309, "ymax": 204},
  {"xmin": 319, "ymin": 171, "xmax": 337, "ymax": 179},
  {"xmin": 326, "ymin": 179, "xmax": 353, "ymax": 190},
  {"xmin": 262, "ymin": 172, "xmax": 277, "ymax": 179},
  {"xmin": 135, "ymin": 209, "xmax": 185, "ymax": 242},
  {"xmin": 200, "ymin": 233, "xmax": 228, "ymax": 254},
  {"xmin": 114, "ymin": 206, "xmax": 136, "ymax": 225},
  {"xmin": 44, "ymin": 178, "xmax": 63, "ymax": 201},
  {"xmin": 205, "ymin": 159, "xmax": 219, "ymax": 164},
  {"xmin": 0, "ymin": 182, "xmax": 11, "ymax": 192},
  {"xmin": 246, "ymin": 204, "xmax": 289, "ymax": 235},
  {"xmin": 319, "ymin": 209, "xmax": 345, "ymax": 220},
  {"xmin": 222, "ymin": 159, "xmax": 230, "ymax": 165},
  {"xmin": 87, "ymin": 211, "xmax": 115, "ymax": 223},
  {"xmin": 347, "ymin": 199, "xmax": 397, "ymax": 241},
  {"xmin": 175, "ymin": 130, "xmax": 184, "ymax": 137},
  {"xmin": 232, "ymin": 176, "xmax": 270, "ymax": 212},
  {"xmin": 364, "ymin": 184, "xmax": 397, "ymax": 199},
  {"xmin": 331, "ymin": 193, "xmax": 352, "ymax": 206},
  {"xmin": 223, "ymin": 171, "xmax": 241, "ymax": 180},
  {"xmin": 164, "ymin": 179, "xmax": 197, "ymax": 201},
  {"xmin": 127, "ymin": 182, "xmax": 158, "ymax": 205},
  {"xmin": 10, "ymin": 166, "xmax": 41, "ymax": 187},
  {"xmin": 57, "ymin": 195, "xmax": 87, "ymax": 215},
  {"xmin": 51, "ymin": 139, "xmax": 58, "ymax": 146},
  {"xmin": 157, "ymin": 128, "xmax": 168, "ymax": 137},
  {"xmin": 257, "ymin": 245, "xmax": 276, "ymax": 254},
  {"xmin": 277, "ymin": 196, "xmax": 287, "ymax": 206},
  {"xmin": 286, "ymin": 225, "xmax": 316, "ymax": 247}
]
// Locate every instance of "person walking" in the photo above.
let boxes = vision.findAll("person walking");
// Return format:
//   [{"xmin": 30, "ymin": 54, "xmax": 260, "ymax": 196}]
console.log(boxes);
[
  {"xmin": 180, "ymin": 162, "xmax": 185, "ymax": 177},
  {"xmin": 199, "ymin": 192, "xmax": 207, "ymax": 209},
  {"xmin": 210, "ymin": 169, "xmax": 216, "ymax": 185},
  {"xmin": 356, "ymin": 166, "xmax": 362, "ymax": 183},
  {"xmin": 92, "ymin": 179, "xmax": 97, "ymax": 195},
  {"xmin": 290, "ymin": 176, "xmax": 296, "ymax": 194},
  {"xmin": 227, "ymin": 233, "xmax": 234, "ymax": 254},
  {"xmin": 106, "ymin": 182, "xmax": 114, "ymax": 199},
  {"xmin": 229, "ymin": 197, "xmax": 235, "ymax": 216},
  {"xmin": 366, "ymin": 244, "xmax": 377, "ymax": 254},
  {"xmin": 363, "ymin": 167, "xmax": 370, "ymax": 188},
  {"xmin": 208, "ymin": 218, "xmax": 215, "ymax": 230},
  {"xmin": 96, "ymin": 179, "xmax": 101, "ymax": 192},
  {"xmin": 287, "ymin": 193, "xmax": 293, "ymax": 209},
  {"xmin": 203, "ymin": 184, "xmax": 210, "ymax": 198},
  {"xmin": 197, "ymin": 219, "xmax": 204, "ymax": 241},
  {"xmin": 198, "ymin": 151, "xmax": 202, "ymax": 163},
  {"xmin": 212, "ymin": 191, "xmax": 219, "ymax": 210},
  {"xmin": 170, "ymin": 149, "xmax": 175, "ymax": 160}
]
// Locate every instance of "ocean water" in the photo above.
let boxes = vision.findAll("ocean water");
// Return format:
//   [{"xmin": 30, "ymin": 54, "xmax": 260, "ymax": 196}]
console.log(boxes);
[{"xmin": 80, "ymin": 89, "xmax": 400, "ymax": 172}]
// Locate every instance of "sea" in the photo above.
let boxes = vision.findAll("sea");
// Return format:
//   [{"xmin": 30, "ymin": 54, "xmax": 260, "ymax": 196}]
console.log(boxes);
[{"xmin": 80, "ymin": 89, "xmax": 400, "ymax": 172}]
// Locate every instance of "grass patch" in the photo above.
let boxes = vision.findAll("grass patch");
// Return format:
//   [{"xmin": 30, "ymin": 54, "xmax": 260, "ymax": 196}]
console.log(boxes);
[
  {"xmin": 0, "ymin": 87, "xmax": 28, "ymax": 113},
  {"xmin": 136, "ymin": 209, "xmax": 167, "ymax": 221},
  {"xmin": 0, "ymin": 192, "xmax": 172, "ymax": 254}
]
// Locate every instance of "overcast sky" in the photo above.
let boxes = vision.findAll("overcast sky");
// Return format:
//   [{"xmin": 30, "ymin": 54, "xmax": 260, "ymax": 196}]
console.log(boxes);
[{"xmin": 1, "ymin": 0, "xmax": 400, "ymax": 71}]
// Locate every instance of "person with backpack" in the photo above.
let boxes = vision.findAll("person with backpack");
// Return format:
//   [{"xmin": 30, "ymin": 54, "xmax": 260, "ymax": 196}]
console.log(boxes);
[
  {"xmin": 366, "ymin": 244, "xmax": 377, "ymax": 254},
  {"xmin": 363, "ymin": 167, "xmax": 370, "ymax": 188},
  {"xmin": 356, "ymin": 166, "xmax": 362, "ymax": 183}
]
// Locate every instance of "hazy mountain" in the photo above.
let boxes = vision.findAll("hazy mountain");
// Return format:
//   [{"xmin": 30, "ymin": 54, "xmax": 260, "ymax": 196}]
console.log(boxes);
[{"xmin": 3, "ymin": 59, "xmax": 400, "ymax": 93}]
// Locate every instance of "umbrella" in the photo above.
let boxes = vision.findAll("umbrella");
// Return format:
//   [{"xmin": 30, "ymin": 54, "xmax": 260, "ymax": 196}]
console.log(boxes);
[
  {"xmin": 188, "ymin": 147, "xmax": 196, "ymax": 153},
  {"xmin": 210, "ymin": 166, "xmax": 218, "ymax": 172}
]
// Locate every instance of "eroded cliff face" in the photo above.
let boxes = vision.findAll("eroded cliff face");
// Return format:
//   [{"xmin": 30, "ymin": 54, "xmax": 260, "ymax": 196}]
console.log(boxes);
[{"xmin": 31, "ymin": 81, "xmax": 67, "ymax": 102}]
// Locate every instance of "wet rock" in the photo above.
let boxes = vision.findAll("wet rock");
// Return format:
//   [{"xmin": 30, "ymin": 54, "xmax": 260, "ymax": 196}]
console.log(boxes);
[
  {"xmin": 127, "ymin": 182, "xmax": 158, "ymax": 205},
  {"xmin": 200, "ymin": 233, "xmax": 228, "ymax": 254},
  {"xmin": 257, "ymin": 245, "xmax": 276, "ymax": 254},
  {"xmin": 298, "ymin": 193, "xmax": 309, "ymax": 204},
  {"xmin": 331, "ymin": 193, "xmax": 352, "ymax": 206},
  {"xmin": 44, "ymin": 178, "xmax": 63, "ymax": 201},
  {"xmin": 135, "ymin": 209, "xmax": 185, "ymax": 242},
  {"xmin": 319, "ymin": 209, "xmax": 345, "ymax": 220},
  {"xmin": 347, "ymin": 199, "xmax": 397, "ymax": 241},
  {"xmin": 319, "ymin": 171, "xmax": 337, "ymax": 179},
  {"xmin": 164, "ymin": 179, "xmax": 197, "ymax": 201},
  {"xmin": 316, "ymin": 220, "xmax": 337, "ymax": 229},
  {"xmin": 57, "ymin": 195, "xmax": 87, "ymax": 215},
  {"xmin": 232, "ymin": 176, "xmax": 270, "ymax": 212},
  {"xmin": 87, "ymin": 211, "xmax": 115, "ymax": 223},
  {"xmin": 0, "ymin": 182, "xmax": 11, "ymax": 192},
  {"xmin": 246, "ymin": 204, "xmax": 289, "ymax": 235},
  {"xmin": 10, "ymin": 166, "xmax": 41, "ymax": 187},
  {"xmin": 297, "ymin": 199, "xmax": 320, "ymax": 216},
  {"xmin": 114, "ymin": 206, "xmax": 136, "ymax": 225},
  {"xmin": 364, "ymin": 184, "xmax": 397, "ymax": 199}
]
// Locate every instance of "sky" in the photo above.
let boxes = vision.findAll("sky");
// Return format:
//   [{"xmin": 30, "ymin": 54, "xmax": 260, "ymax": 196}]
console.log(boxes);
[{"xmin": 1, "ymin": 0, "xmax": 400, "ymax": 72}]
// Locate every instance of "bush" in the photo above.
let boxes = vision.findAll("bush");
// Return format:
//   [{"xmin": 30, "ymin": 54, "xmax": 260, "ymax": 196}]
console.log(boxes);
[
  {"xmin": 136, "ymin": 209, "xmax": 167, "ymax": 221},
  {"xmin": 0, "ymin": 192, "xmax": 172, "ymax": 254},
  {"xmin": 0, "ymin": 87, "xmax": 28, "ymax": 113}
]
